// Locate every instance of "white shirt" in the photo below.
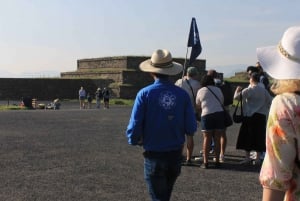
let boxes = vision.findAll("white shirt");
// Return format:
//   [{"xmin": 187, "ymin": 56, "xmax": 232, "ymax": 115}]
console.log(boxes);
[
  {"xmin": 196, "ymin": 85, "xmax": 224, "ymax": 116},
  {"xmin": 175, "ymin": 77, "xmax": 201, "ymax": 111},
  {"xmin": 234, "ymin": 84, "xmax": 272, "ymax": 116}
]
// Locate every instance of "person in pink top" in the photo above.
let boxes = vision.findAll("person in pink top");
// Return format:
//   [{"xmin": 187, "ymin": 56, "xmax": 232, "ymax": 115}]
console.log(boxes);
[{"xmin": 257, "ymin": 26, "xmax": 300, "ymax": 201}]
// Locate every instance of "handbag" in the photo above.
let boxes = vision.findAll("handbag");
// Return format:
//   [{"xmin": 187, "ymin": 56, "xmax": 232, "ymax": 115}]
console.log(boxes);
[
  {"xmin": 206, "ymin": 87, "xmax": 233, "ymax": 127},
  {"xmin": 186, "ymin": 79, "xmax": 201, "ymax": 122},
  {"xmin": 233, "ymin": 93, "xmax": 244, "ymax": 123}
]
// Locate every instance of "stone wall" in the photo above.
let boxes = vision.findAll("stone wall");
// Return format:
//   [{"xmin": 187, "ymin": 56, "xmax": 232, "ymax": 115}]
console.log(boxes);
[
  {"xmin": 0, "ymin": 77, "xmax": 249, "ymax": 101},
  {"xmin": 0, "ymin": 78, "xmax": 112, "ymax": 101},
  {"xmin": 2, "ymin": 56, "xmax": 251, "ymax": 101},
  {"xmin": 61, "ymin": 56, "xmax": 207, "ymax": 99}
]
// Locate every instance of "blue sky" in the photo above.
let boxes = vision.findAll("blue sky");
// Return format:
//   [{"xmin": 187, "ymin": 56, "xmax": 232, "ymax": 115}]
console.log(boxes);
[{"xmin": 0, "ymin": 0, "xmax": 299, "ymax": 77}]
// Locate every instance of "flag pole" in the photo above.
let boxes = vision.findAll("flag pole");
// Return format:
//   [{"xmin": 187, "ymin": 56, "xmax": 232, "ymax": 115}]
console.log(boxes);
[{"xmin": 182, "ymin": 47, "xmax": 189, "ymax": 78}]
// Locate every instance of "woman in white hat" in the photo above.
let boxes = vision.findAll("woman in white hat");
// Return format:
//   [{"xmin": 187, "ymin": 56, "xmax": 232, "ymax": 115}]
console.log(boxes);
[{"xmin": 258, "ymin": 26, "xmax": 300, "ymax": 201}]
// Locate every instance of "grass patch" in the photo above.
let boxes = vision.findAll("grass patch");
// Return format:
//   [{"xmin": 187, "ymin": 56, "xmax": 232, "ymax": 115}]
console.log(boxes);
[
  {"xmin": 0, "ymin": 98, "xmax": 134, "ymax": 111},
  {"xmin": 0, "ymin": 105, "xmax": 27, "ymax": 110},
  {"xmin": 110, "ymin": 99, "xmax": 134, "ymax": 106}
]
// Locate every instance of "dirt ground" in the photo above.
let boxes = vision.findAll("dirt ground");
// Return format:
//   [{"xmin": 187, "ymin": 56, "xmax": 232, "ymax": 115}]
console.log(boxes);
[{"xmin": 0, "ymin": 101, "xmax": 262, "ymax": 201}]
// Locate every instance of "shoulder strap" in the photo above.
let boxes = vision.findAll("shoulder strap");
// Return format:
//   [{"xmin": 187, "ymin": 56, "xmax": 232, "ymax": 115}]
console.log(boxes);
[
  {"xmin": 185, "ymin": 79, "xmax": 196, "ymax": 105},
  {"xmin": 206, "ymin": 86, "xmax": 226, "ymax": 111},
  {"xmin": 233, "ymin": 93, "xmax": 243, "ymax": 115}
]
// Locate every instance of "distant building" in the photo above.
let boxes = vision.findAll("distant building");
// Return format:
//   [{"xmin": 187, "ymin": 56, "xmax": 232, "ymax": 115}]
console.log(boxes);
[{"xmin": 61, "ymin": 56, "xmax": 206, "ymax": 98}]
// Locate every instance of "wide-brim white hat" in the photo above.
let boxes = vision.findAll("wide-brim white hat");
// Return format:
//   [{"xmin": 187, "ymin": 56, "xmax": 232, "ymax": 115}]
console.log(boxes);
[
  {"xmin": 257, "ymin": 26, "xmax": 300, "ymax": 79},
  {"xmin": 139, "ymin": 49, "xmax": 183, "ymax": 75}
]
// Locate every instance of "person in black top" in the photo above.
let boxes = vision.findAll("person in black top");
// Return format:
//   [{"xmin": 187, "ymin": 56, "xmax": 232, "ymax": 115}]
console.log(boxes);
[
  {"xmin": 95, "ymin": 88, "xmax": 103, "ymax": 109},
  {"xmin": 102, "ymin": 87, "xmax": 110, "ymax": 109}
]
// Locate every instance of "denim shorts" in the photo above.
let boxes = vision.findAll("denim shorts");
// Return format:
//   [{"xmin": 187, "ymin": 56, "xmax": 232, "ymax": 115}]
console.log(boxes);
[{"xmin": 201, "ymin": 111, "xmax": 225, "ymax": 131}]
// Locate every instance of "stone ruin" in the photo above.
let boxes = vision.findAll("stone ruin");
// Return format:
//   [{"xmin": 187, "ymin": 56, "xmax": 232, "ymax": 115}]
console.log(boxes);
[{"xmin": 61, "ymin": 56, "xmax": 207, "ymax": 99}]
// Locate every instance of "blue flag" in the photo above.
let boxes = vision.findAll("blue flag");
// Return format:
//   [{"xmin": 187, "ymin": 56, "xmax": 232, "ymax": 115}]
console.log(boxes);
[{"xmin": 187, "ymin": 18, "xmax": 202, "ymax": 65}]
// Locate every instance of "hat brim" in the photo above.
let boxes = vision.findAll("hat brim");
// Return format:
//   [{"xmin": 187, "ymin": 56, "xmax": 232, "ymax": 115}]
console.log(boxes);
[
  {"xmin": 257, "ymin": 46, "xmax": 300, "ymax": 79},
  {"xmin": 139, "ymin": 59, "xmax": 183, "ymax": 75}
]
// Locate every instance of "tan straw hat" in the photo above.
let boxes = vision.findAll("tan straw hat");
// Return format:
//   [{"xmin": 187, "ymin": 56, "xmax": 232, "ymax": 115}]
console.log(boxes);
[
  {"xmin": 139, "ymin": 49, "xmax": 183, "ymax": 75},
  {"xmin": 257, "ymin": 26, "xmax": 300, "ymax": 79}
]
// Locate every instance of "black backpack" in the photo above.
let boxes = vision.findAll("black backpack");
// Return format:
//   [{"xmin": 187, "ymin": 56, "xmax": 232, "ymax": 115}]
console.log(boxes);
[{"xmin": 219, "ymin": 81, "xmax": 233, "ymax": 106}]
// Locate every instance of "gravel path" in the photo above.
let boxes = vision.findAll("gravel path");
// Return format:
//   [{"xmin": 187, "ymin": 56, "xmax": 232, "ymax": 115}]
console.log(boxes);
[{"xmin": 0, "ymin": 102, "xmax": 262, "ymax": 201}]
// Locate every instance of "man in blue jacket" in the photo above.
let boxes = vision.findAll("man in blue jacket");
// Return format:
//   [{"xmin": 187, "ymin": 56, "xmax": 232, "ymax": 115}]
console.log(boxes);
[{"xmin": 126, "ymin": 49, "xmax": 197, "ymax": 201}]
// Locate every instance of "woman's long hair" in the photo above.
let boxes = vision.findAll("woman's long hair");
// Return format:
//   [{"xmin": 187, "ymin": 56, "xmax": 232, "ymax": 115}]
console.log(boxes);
[
  {"xmin": 200, "ymin": 75, "xmax": 215, "ymax": 87},
  {"xmin": 271, "ymin": 79, "xmax": 300, "ymax": 95}
]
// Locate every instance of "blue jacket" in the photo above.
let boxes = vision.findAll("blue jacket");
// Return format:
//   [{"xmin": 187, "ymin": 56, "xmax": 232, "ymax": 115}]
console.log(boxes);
[{"xmin": 126, "ymin": 78, "xmax": 197, "ymax": 152}]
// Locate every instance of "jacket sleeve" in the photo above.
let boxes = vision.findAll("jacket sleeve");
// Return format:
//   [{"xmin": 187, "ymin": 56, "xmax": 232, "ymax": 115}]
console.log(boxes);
[{"xmin": 126, "ymin": 92, "xmax": 144, "ymax": 145}]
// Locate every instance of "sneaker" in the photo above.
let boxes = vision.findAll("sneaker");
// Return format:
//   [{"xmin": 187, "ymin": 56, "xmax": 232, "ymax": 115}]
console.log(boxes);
[
  {"xmin": 200, "ymin": 163, "xmax": 208, "ymax": 169},
  {"xmin": 213, "ymin": 155, "xmax": 225, "ymax": 163},
  {"xmin": 250, "ymin": 151, "xmax": 257, "ymax": 159},
  {"xmin": 194, "ymin": 156, "xmax": 202, "ymax": 161},
  {"xmin": 219, "ymin": 155, "xmax": 225, "ymax": 163}
]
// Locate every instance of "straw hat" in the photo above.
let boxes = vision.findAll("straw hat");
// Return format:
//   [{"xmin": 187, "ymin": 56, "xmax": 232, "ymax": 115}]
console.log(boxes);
[
  {"xmin": 139, "ymin": 49, "xmax": 183, "ymax": 75},
  {"xmin": 257, "ymin": 26, "xmax": 300, "ymax": 79}
]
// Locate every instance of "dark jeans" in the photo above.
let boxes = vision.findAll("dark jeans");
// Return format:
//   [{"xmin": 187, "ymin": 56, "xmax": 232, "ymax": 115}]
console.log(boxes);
[{"xmin": 143, "ymin": 150, "xmax": 182, "ymax": 201}]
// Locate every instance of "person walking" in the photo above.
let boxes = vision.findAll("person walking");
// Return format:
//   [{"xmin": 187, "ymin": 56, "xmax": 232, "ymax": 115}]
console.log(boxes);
[
  {"xmin": 126, "ymin": 49, "xmax": 197, "ymax": 201},
  {"xmin": 257, "ymin": 26, "xmax": 300, "ymax": 201},
  {"xmin": 234, "ymin": 72, "xmax": 272, "ymax": 165},
  {"xmin": 78, "ymin": 86, "xmax": 86, "ymax": 109},
  {"xmin": 246, "ymin": 65, "xmax": 268, "ymax": 161},
  {"xmin": 196, "ymin": 74, "xmax": 225, "ymax": 169},
  {"xmin": 87, "ymin": 93, "xmax": 92, "ymax": 109},
  {"xmin": 175, "ymin": 66, "xmax": 201, "ymax": 165},
  {"xmin": 102, "ymin": 87, "xmax": 110, "ymax": 109},
  {"xmin": 95, "ymin": 88, "xmax": 103, "ymax": 109},
  {"xmin": 207, "ymin": 69, "xmax": 233, "ymax": 163}
]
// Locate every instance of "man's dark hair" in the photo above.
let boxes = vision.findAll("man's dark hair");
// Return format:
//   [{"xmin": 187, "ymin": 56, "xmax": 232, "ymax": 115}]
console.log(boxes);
[
  {"xmin": 250, "ymin": 72, "xmax": 260, "ymax": 82},
  {"xmin": 246, "ymin": 66, "xmax": 259, "ymax": 73}
]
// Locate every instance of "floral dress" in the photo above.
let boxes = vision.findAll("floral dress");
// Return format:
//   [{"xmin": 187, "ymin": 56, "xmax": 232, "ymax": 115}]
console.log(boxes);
[{"xmin": 260, "ymin": 92, "xmax": 300, "ymax": 201}]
